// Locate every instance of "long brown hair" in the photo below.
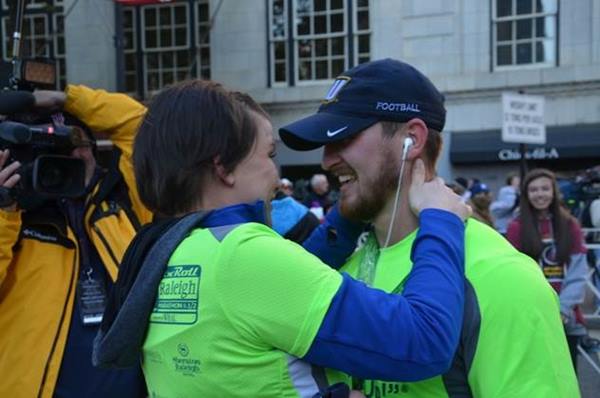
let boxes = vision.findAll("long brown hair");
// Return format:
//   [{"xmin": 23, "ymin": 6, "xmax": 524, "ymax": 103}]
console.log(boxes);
[{"xmin": 519, "ymin": 168, "xmax": 573, "ymax": 264}]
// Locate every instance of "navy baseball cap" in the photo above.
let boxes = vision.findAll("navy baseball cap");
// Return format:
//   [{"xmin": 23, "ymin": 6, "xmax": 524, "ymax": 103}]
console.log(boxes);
[
  {"xmin": 469, "ymin": 182, "xmax": 490, "ymax": 197},
  {"xmin": 279, "ymin": 58, "xmax": 446, "ymax": 150}
]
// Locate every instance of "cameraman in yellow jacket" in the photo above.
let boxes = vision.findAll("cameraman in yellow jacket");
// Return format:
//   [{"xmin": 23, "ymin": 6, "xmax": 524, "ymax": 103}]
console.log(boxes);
[{"xmin": 0, "ymin": 85, "xmax": 151, "ymax": 398}]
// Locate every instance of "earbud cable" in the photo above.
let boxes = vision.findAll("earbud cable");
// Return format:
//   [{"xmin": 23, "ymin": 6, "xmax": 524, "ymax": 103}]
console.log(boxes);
[{"xmin": 383, "ymin": 147, "xmax": 409, "ymax": 247}]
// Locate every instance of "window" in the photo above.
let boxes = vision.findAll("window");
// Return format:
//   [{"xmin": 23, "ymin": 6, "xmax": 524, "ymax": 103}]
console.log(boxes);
[
  {"xmin": 492, "ymin": 0, "xmax": 557, "ymax": 69},
  {"xmin": 53, "ymin": 13, "xmax": 65, "ymax": 89},
  {"xmin": 196, "ymin": 0, "xmax": 210, "ymax": 79},
  {"xmin": 0, "ymin": 0, "xmax": 66, "ymax": 88},
  {"xmin": 122, "ymin": 7, "xmax": 138, "ymax": 96},
  {"xmin": 120, "ymin": 0, "xmax": 211, "ymax": 99},
  {"xmin": 268, "ymin": 0, "xmax": 371, "ymax": 86}
]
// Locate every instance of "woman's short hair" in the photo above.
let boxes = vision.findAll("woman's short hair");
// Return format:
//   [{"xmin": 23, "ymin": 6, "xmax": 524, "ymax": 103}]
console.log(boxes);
[{"xmin": 133, "ymin": 79, "xmax": 264, "ymax": 216}]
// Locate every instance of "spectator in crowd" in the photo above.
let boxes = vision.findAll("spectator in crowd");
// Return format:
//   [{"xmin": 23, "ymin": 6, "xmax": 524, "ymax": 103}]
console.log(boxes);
[
  {"xmin": 454, "ymin": 177, "xmax": 468, "ymax": 190},
  {"xmin": 490, "ymin": 172, "xmax": 520, "ymax": 235},
  {"xmin": 592, "ymin": 191, "xmax": 600, "ymax": 228},
  {"xmin": 447, "ymin": 179, "xmax": 466, "ymax": 197},
  {"xmin": 272, "ymin": 178, "xmax": 321, "ymax": 242},
  {"xmin": 0, "ymin": 86, "xmax": 151, "ymax": 397},
  {"xmin": 279, "ymin": 177, "xmax": 294, "ymax": 197},
  {"xmin": 304, "ymin": 173, "xmax": 334, "ymax": 219},
  {"xmin": 590, "ymin": 192, "xmax": 600, "ymax": 308},
  {"xmin": 292, "ymin": 178, "xmax": 310, "ymax": 203},
  {"xmin": 506, "ymin": 168, "xmax": 588, "ymax": 373},
  {"xmin": 575, "ymin": 166, "xmax": 600, "ymax": 309},
  {"xmin": 467, "ymin": 182, "xmax": 494, "ymax": 228},
  {"xmin": 279, "ymin": 58, "xmax": 578, "ymax": 397},
  {"xmin": 93, "ymin": 79, "xmax": 471, "ymax": 398},
  {"xmin": 454, "ymin": 177, "xmax": 478, "ymax": 203}
]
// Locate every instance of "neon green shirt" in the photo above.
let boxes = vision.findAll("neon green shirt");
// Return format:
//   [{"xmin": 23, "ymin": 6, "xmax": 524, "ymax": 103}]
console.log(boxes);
[
  {"xmin": 142, "ymin": 223, "xmax": 342, "ymax": 397},
  {"xmin": 327, "ymin": 219, "xmax": 579, "ymax": 398}
]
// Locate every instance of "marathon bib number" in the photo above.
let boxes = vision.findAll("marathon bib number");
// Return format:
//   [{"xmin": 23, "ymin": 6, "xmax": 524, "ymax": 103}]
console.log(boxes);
[{"xmin": 361, "ymin": 381, "xmax": 408, "ymax": 397}]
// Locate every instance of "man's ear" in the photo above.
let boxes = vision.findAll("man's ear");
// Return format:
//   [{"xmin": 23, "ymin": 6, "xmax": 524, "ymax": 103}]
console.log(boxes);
[
  {"xmin": 213, "ymin": 156, "xmax": 235, "ymax": 186},
  {"xmin": 403, "ymin": 118, "xmax": 428, "ymax": 160}
]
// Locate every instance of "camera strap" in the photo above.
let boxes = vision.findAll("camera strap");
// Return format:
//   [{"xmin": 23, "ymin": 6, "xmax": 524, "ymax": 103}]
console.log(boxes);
[{"xmin": 89, "ymin": 148, "xmax": 141, "ymax": 230}]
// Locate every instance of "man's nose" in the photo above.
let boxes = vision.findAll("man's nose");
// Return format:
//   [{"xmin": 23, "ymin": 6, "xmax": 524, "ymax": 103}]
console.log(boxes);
[{"xmin": 322, "ymin": 145, "xmax": 339, "ymax": 171}]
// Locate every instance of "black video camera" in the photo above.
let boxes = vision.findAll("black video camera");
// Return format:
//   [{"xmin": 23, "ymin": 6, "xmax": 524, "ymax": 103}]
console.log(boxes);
[
  {"xmin": 0, "ymin": 61, "xmax": 88, "ymax": 209},
  {"xmin": 0, "ymin": 1, "xmax": 88, "ymax": 209},
  {"xmin": 0, "ymin": 119, "xmax": 87, "ymax": 208}
]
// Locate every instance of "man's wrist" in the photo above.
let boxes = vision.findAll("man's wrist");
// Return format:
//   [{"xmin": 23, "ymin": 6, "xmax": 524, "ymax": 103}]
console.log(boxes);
[{"xmin": 54, "ymin": 91, "xmax": 67, "ymax": 108}]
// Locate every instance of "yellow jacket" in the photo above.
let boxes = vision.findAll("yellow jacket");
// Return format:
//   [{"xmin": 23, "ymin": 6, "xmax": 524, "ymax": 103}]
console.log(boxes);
[{"xmin": 0, "ymin": 85, "xmax": 151, "ymax": 398}]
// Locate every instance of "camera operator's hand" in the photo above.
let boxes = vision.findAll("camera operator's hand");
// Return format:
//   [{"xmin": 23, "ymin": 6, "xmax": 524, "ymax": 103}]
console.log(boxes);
[
  {"xmin": 410, "ymin": 158, "xmax": 471, "ymax": 221},
  {"xmin": 0, "ymin": 149, "xmax": 21, "ymax": 212},
  {"xmin": 32, "ymin": 90, "xmax": 66, "ymax": 112}
]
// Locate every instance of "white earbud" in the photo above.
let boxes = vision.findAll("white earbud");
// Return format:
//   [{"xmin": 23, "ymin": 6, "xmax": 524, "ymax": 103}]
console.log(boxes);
[{"xmin": 401, "ymin": 136, "xmax": 415, "ymax": 161}]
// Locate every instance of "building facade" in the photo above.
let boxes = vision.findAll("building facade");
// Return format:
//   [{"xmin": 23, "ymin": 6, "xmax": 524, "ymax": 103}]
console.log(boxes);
[{"xmin": 3, "ymin": 0, "xmax": 599, "ymax": 190}]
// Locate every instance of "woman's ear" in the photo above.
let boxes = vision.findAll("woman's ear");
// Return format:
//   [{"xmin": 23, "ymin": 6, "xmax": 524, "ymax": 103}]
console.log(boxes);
[{"xmin": 213, "ymin": 156, "xmax": 235, "ymax": 186}]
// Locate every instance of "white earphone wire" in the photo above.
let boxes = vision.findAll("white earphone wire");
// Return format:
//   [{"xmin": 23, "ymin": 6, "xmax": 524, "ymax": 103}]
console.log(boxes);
[{"xmin": 383, "ymin": 138, "xmax": 412, "ymax": 247}]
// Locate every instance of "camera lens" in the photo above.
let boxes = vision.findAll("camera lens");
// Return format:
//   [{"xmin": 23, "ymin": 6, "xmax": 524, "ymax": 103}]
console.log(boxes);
[
  {"xmin": 39, "ymin": 164, "xmax": 66, "ymax": 190},
  {"xmin": 33, "ymin": 156, "xmax": 85, "ymax": 197}
]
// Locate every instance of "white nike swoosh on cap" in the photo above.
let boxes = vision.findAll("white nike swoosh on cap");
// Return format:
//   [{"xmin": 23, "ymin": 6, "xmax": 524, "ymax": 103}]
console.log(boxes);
[{"xmin": 326, "ymin": 126, "xmax": 348, "ymax": 137}]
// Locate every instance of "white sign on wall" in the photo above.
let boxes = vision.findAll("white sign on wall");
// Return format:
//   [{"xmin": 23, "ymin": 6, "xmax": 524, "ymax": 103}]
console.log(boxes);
[{"xmin": 502, "ymin": 92, "xmax": 546, "ymax": 145}]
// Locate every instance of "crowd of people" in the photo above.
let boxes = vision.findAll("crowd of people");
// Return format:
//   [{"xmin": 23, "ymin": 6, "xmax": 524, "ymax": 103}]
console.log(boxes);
[
  {"xmin": 444, "ymin": 167, "xmax": 600, "ymax": 374},
  {"xmin": 0, "ymin": 57, "xmax": 595, "ymax": 398}
]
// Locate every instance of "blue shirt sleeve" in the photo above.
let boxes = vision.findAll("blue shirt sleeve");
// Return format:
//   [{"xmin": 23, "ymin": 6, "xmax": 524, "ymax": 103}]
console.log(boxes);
[
  {"xmin": 303, "ymin": 209, "xmax": 465, "ymax": 382},
  {"xmin": 301, "ymin": 204, "xmax": 366, "ymax": 269}
]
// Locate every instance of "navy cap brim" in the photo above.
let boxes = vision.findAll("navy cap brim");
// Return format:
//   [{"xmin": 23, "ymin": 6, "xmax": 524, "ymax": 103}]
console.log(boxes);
[{"xmin": 279, "ymin": 112, "xmax": 379, "ymax": 151}]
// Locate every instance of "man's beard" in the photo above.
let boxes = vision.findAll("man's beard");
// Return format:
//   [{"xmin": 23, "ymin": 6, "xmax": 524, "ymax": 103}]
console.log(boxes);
[{"xmin": 339, "ymin": 148, "xmax": 400, "ymax": 222}]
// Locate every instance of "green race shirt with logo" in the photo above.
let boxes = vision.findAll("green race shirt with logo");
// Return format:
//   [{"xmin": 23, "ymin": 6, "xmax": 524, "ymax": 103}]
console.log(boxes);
[
  {"xmin": 327, "ymin": 219, "xmax": 579, "ymax": 398},
  {"xmin": 142, "ymin": 222, "xmax": 342, "ymax": 397}
]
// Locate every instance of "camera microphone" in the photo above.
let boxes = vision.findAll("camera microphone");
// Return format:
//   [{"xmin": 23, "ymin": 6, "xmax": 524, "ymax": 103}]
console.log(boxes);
[
  {"xmin": 0, "ymin": 90, "xmax": 35, "ymax": 115},
  {"xmin": 0, "ymin": 121, "xmax": 59, "ymax": 144},
  {"xmin": 0, "ymin": 121, "xmax": 33, "ymax": 144},
  {"xmin": 0, "ymin": 121, "xmax": 79, "ymax": 152}
]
